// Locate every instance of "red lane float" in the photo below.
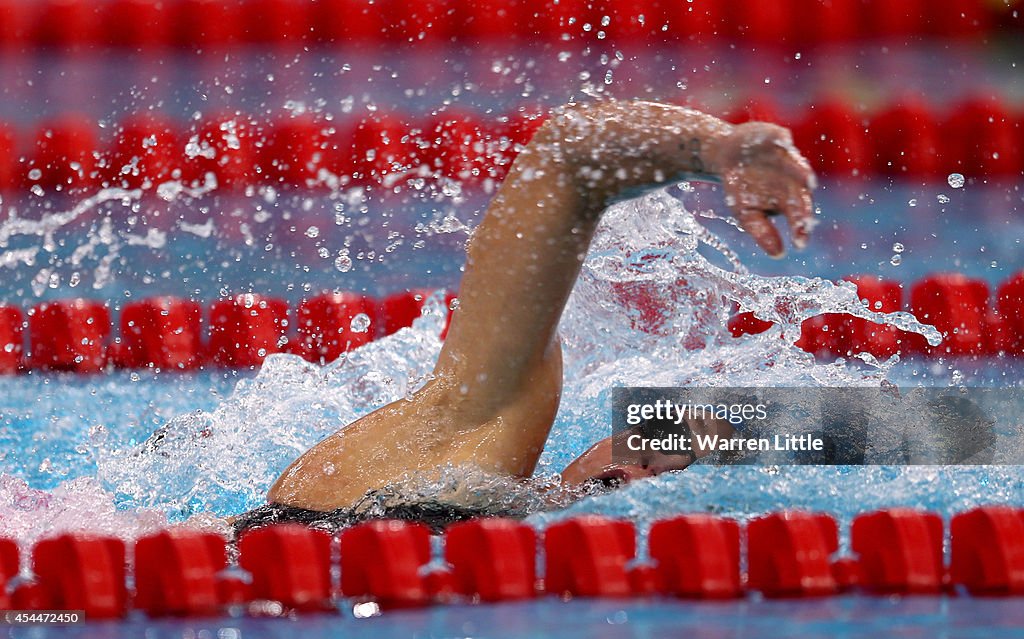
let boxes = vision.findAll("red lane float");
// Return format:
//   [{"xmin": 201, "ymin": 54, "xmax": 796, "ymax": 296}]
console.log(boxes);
[
  {"xmin": 996, "ymin": 272, "xmax": 1024, "ymax": 356},
  {"xmin": 243, "ymin": 0, "xmax": 312, "ymax": 45},
  {"xmin": 656, "ymin": 0, "xmax": 725, "ymax": 42},
  {"xmin": 103, "ymin": 0, "xmax": 172, "ymax": 49},
  {"xmin": 114, "ymin": 297, "xmax": 203, "ymax": 370},
  {"xmin": 866, "ymin": 0, "xmax": 928, "ymax": 39},
  {"xmin": 649, "ymin": 514, "xmax": 742, "ymax": 599},
  {"xmin": 28, "ymin": 299, "xmax": 109, "ymax": 373},
  {"xmin": 0, "ymin": 1, "xmax": 32, "ymax": 51},
  {"xmin": 945, "ymin": 98, "xmax": 1022, "ymax": 177},
  {"xmin": 746, "ymin": 511, "xmax": 838, "ymax": 597},
  {"xmin": 173, "ymin": 0, "xmax": 243, "ymax": 48},
  {"xmin": 295, "ymin": 293, "xmax": 377, "ymax": 362},
  {"xmin": 932, "ymin": 0, "xmax": 993, "ymax": 38},
  {"xmin": 27, "ymin": 116, "xmax": 99, "ymax": 191},
  {"xmin": 337, "ymin": 113, "xmax": 415, "ymax": 184},
  {"xmin": 31, "ymin": 535, "xmax": 127, "ymax": 619},
  {"xmin": 339, "ymin": 520, "xmax": 432, "ymax": 607},
  {"xmin": 378, "ymin": 289, "xmax": 456, "ymax": 337},
  {"xmin": 851, "ymin": 508, "xmax": 945, "ymax": 593},
  {"xmin": 312, "ymin": 0, "xmax": 387, "ymax": 45},
  {"xmin": 795, "ymin": 314, "xmax": 842, "ymax": 357},
  {"xmin": 792, "ymin": 0, "xmax": 862, "ymax": 43},
  {"xmin": 729, "ymin": 0, "xmax": 793, "ymax": 45},
  {"xmin": 840, "ymin": 276, "xmax": 903, "ymax": 358},
  {"xmin": 386, "ymin": 0, "xmax": 451, "ymax": 45},
  {"xmin": 107, "ymin": 114, "xmax": 182, "ymax": 189},
  {"xmin": 0, "ymin": 122, "xmax": 17, "ymax": 191},
  {"xmin": 500, "ymin": 108, "xmax": 547, "ymax": 170},
  {"xmin": 909, "ymin": 274, "xmax": 989, "ymax": 356},
  {"xmin": 238, "ymin": 524, "xmax": 333, "ymax": 611},
  {"xmin": 454, "ymin": 0, "xmax": 525, "ymax": 43},
  {"xmin": 0, "ymin": 538, "xmax": 18, "ymax": 609},
  {"xmin": 445, "ymin": 518, "xmax": 537, "ymax": 602},
  {"xmin": 6, "ymin": 508, "xmax": 1024, "ymax": 617},
  {"xmin": 33, "ymin": 0, "xmax": 100, "ymax": 49},
  {"xmin": 950, "ymin": 506, "xmax": 1024, "ymax": 596},
  {"xmin": 725, "ymin": 96, "xmax": 783, "ymax": 126},
  {"xmin": 831, "ymin": 557, "xmax": 863, "ymax": 591},
  {"xmin": 4, "ymin": 269, "xmax": 1018, "ymax": 378},
  {"xmin": 0, "ymin": 306, "xmax": 23, "ymax": 374},
  {"xmin": 0, "ymin": 0, "xmax": 1017, "ymax": 49},
  {"xmin": 544, "ymin": 516, "xmax": 636, "ymax": 598},
  {"xmin": 134, "ymin": 531, "xmax": 231, "ymax": 616},
  {"xmin": 793, "ymin": 100, "xmax": 869, "ymax": 176},
  {"xmin": 263, "ymin": 115, "xmax": 330, "ymax": 187},
  {"xmin": 728, "ymin": 311, "xmax": 772, "ymax": 338},
  {"xmin": 187, "ymin": 113, "xmax": 261, "ymax": 189},
  {"xmin": 2, "ymin": 100, "xmax": 1023, "ymax": 190},
  {"xmin": 419, "ymin": 111, "xmax": 491, "ymax": 183},
  {"xmin": 208, "ymin": 294, "xmax": 290, "ymax": 367},
  {"xmin": 869, "ymin": 102, "xmax": 942, "ymax": 179}
]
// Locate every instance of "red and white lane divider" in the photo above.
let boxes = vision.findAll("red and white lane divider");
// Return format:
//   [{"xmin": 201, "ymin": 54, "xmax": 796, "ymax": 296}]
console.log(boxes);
[
  {"xmin": 2, "ymin": 109, "xmax": 543, "ymax": 193},
  {"xmin": 0, "ymin": 0, "xmax": 1010, "ymax": 51},
  {"xmin": 0, "ymin": 271, "xmax": 1022, "ymax": 376},
  {"xmin": 0, "ymin": 96, "xmax": 1021, "ymax": 194},
  {"xmin": 0, "ymin": 289, "xmax": 456, "ymax": 374},
  {"xmin": 728, "ymin": 271, "xmax": 1024, "ymax": 359},
  {"xmin": 1, "ymin": 507, "xmax": 1023, "ymax": 618}
]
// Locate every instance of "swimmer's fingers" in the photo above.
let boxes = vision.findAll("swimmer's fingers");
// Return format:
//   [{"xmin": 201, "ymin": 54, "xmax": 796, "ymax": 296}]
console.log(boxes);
[
  {"xmin": 738, "ymin": 208, "xmax": 786, "ymax": 258},
  {"xmin": 781, "ymin": 183, "xmax": 815, "ymax": 250},
  {"xmin": 725, "ymin": 165, "xmax": 815, "ymax": 257}
]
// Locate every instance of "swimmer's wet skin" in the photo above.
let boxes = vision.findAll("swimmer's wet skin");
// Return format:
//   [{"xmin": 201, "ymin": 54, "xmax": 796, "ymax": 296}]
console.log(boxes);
[{"xmin": 252, "ymin": 99, "xmax": 817, "ymax": 525}]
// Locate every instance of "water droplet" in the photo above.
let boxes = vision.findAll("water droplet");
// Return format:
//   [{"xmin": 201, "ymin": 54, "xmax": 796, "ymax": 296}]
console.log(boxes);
[
  {"xmin": 334, "ymin": 254, "xmax": 352, "ymax": 272},
  {"xmin": 350, "ymin": 313, "xmax": 371, "ymax": 333},
  {"xmin": 890, "ymin": 254, "xmax": 902, "ymax": 266},
  {"xmin": 908, "ymin": 198, "xmax": 917, "ymax": 207},
  {"xmin": 937, "ymin": 194, "xmax": 950, "ymax": 204},
  {"xmin": 892, "ymin": 242, "xmax": 904, "ymax": 254},
  {"xmin": 947, "ymin": 173, "xmax": 965, "ymax": 189},
  {"xmin": 305, "ymin": 226, "xmax": 320, "ymax": 238}
]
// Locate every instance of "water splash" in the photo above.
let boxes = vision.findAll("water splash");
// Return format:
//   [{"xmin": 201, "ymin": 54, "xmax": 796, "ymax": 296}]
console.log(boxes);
[
  {"xmin": 82, "ymin": 188, "xmax": 946, "ymax": 527},
  {"xmin": 0, "ymin": 474, "xmax": 168, "ymax": 549}
]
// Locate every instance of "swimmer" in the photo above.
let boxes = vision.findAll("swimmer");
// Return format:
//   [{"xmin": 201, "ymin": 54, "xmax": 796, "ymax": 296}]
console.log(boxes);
[{"xmin": 255, "ymin": 99, "xmax": 817, "ymax": 526}]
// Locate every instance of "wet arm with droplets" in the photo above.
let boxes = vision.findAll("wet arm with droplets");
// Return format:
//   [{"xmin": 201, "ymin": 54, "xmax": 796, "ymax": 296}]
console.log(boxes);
[{"xmin": 433, "ymin": 100, "xmax": 816, "ymax": 417}]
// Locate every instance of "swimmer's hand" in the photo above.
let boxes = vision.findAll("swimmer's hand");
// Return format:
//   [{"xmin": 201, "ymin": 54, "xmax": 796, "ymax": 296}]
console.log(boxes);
[
  {"xmin": 718, "ymin": 122, "xmax": 817, "ymax": 257},
  {"xmin": 541, "ymin": 101, "xmax": 817, "ymax": 258}
]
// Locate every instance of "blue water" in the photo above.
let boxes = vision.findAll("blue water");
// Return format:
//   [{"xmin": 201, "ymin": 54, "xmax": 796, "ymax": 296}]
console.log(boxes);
[
  {"xmin": 10, "ymin": 597, "xmax": 1024, "ymax": 639},
  {"xmin": 1, "ymin": 178, "xmax": 1020, "ymax": 306}
]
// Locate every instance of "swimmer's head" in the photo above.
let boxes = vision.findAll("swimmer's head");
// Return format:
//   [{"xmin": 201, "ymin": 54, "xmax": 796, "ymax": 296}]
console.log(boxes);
[{"xmin": 926, "ymin": 395, "xmax": 996, "ymax": 464}]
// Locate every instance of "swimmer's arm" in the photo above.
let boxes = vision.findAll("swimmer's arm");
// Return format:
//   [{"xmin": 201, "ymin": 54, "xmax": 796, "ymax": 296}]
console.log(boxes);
[
  {"xmin": 267, "ymin": 100, "xmax": 816, "ymax": 510},
  {"xmin": 435, "ymin": 101, "xmax": 816, "ymax": 411}
]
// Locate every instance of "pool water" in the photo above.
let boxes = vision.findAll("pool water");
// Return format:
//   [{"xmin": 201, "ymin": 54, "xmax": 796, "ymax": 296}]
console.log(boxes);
[{"xmin": 19, "ymin": 596, "xmax": 1024, "ymax": 639}]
